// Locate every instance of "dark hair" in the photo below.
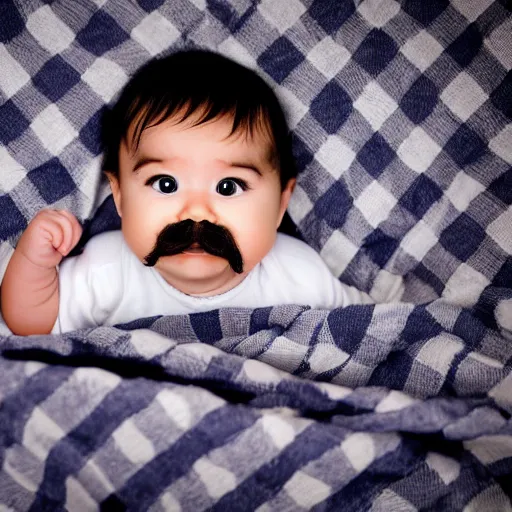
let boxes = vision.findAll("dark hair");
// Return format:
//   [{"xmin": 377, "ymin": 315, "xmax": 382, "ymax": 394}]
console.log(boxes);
[{"xmin": 101, "ymin": 49, "xmax": 296, "ymax": 189}]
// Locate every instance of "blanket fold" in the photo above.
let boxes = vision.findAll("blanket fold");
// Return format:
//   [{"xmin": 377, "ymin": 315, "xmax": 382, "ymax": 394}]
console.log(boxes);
[{"xmin": 1, "ymin": 295, "xmax": 511, "ymax": 510}]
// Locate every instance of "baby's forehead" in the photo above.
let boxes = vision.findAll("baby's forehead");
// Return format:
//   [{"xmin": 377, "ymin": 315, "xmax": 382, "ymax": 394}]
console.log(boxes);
[{"xmin": 126, "ymin": 112, "xmax": 278, "ymax": 165}]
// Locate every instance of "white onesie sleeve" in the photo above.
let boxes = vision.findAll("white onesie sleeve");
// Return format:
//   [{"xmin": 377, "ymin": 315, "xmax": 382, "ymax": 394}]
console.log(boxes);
[
  {"xmin": 268, "ymin": 234, "xmax": 375, "ymax": 310},
  {"xmin": 309, "ymin": 253, "xmax": 375, "ymax": 309},
  {"xmin": 52, "ymin": 231, "xmax": 124, "ymax": 334}
]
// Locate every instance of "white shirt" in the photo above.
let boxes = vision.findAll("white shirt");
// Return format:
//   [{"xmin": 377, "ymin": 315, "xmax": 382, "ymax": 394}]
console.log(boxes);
[{"xmin": 53, "ymin": 231, "xmax": 373, "ymax": 333}]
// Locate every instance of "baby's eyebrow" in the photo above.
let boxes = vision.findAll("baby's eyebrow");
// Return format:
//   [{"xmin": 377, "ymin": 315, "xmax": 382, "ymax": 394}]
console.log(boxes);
[
  {"xmin": 229, "ymin": 161, "xmax": 262, "ymax": 176},
  {"xmin": 132, "ymin": 156, "xmax": 163, "ymax": 174},
  {"xmin": 131, "ymin": 155, "xmax": 264, "ymax": 176}
]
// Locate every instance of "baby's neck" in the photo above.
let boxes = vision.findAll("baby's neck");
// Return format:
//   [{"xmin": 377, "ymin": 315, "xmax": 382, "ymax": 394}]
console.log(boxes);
[{"xmin": 158, "ymin": 268, "xmax": 249, "ymax": 297}]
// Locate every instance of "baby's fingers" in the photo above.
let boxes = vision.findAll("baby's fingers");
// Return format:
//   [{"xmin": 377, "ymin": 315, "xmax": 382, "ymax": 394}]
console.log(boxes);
[
  {"xmin": 16, "ymin": 210, "xmax": 79, "ymax": 268},
  {"xmin": 51, "ymin": 210, "xmax": 82, "ymax": 256},
  {"xmin": 38, "ymin": 211, "xmax": 65, "ymax": 250}
]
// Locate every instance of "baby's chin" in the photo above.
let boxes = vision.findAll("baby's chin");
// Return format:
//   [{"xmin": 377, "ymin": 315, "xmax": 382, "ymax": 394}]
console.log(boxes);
[{"xmin": 153, "ymin": 253, "xmax": 247, "ymax": 296}]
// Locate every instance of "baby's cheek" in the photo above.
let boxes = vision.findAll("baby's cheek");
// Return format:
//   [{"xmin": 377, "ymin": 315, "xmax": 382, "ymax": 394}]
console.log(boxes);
[
  {"xmin": 121, "ymin": 210, "xmax": 160, "ymax": 261},
  {"xmin": 236, "ymin": 225, "xmax": 277, "ymax": 271}
]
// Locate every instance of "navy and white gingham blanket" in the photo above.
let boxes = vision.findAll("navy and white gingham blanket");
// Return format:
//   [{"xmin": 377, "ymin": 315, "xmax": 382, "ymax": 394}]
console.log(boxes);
[{"xmin": 0, "ymin": 1, "xmax": 511, "ymax": 510}]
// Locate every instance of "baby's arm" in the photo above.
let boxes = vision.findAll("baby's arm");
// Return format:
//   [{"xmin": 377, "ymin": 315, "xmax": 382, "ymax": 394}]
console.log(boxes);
[{"xmin": 1, "ymin": 210, "xmax": 82, "ymax": 335}]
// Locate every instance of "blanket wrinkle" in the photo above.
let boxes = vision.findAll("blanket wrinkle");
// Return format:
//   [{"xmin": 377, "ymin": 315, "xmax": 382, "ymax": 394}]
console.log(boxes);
[{"xmin": 1, "ymin": 304, "xmax": 511, "ymax": 509}]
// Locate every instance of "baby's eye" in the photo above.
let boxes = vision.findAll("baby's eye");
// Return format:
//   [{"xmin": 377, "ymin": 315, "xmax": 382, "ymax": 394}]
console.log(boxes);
[
  {"xmin": 148, "ymin": 175, "xmax": 178, "ymax": 194},
  {"xmin": 216, "ymin": 178, "xmax": 248, "ymax": 197}
]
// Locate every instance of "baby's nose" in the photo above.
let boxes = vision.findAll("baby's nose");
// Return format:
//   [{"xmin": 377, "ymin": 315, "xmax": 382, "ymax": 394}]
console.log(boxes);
[{"xmin": 177, "ymin": 192, "xmax": 217, "ymax": 224}]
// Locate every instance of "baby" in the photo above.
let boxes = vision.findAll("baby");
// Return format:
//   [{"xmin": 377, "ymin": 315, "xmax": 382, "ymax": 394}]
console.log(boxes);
[{"xmin": 1, "ymin": 49, "xmax": 373, "ymax": 335}]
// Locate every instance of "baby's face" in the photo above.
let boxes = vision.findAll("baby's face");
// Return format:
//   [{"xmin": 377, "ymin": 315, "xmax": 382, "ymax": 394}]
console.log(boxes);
[{"xmin": 109, "ymin": 114, "xmax": 294, "ymax": 295}]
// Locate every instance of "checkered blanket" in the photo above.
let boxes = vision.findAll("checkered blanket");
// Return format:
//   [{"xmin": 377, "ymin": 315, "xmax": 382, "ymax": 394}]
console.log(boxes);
[{"xmin": 1, "ymin": 0, "xmax": 511, "ymax": 510}]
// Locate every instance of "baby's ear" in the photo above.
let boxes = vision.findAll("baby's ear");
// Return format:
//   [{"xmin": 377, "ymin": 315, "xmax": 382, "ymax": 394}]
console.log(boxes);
[
  {"xmin": 105, "ymin": 172, "xmax": 122, "ymax": 218},
  {"xmin": 277, "ymin": 178, "xmax": 296, "ymax": 227}
]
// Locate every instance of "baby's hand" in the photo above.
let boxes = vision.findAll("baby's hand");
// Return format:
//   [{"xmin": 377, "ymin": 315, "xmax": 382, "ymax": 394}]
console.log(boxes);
[{"xmin": 16, "ymin": 210, "xmax": 83, "ymax": 269}]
